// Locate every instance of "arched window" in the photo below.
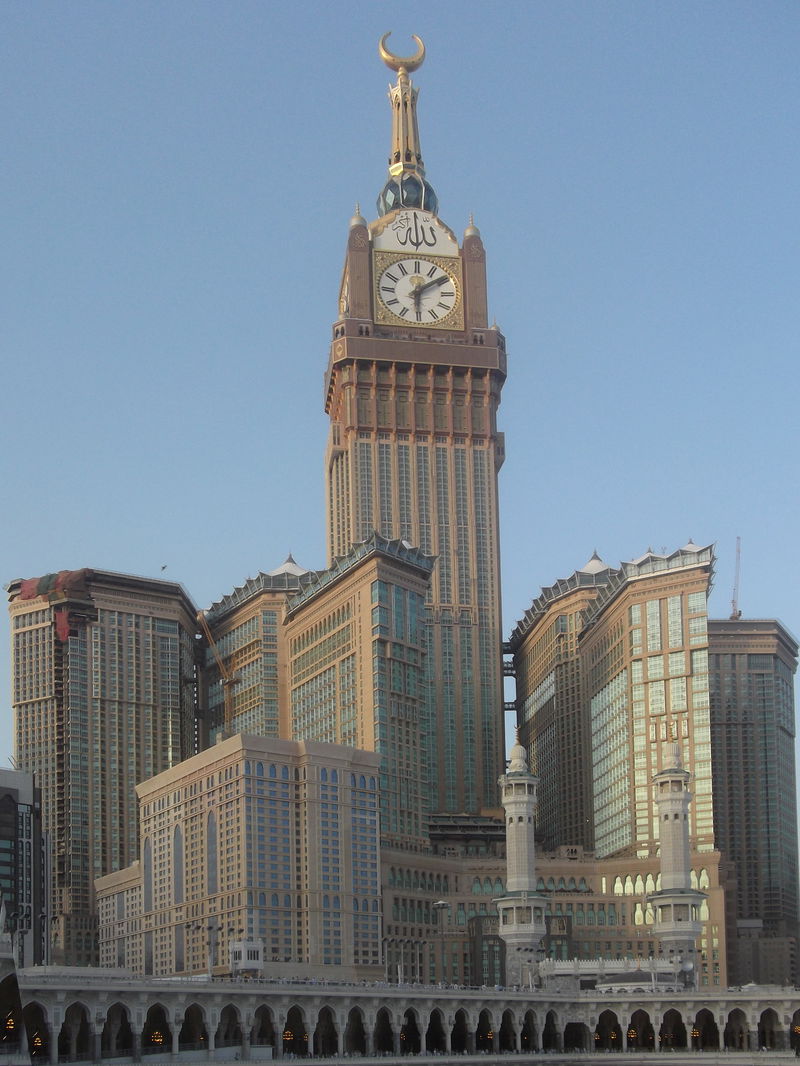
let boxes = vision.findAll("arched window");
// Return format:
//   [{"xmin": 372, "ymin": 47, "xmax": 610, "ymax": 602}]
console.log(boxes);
[
  {"xmin": 256, "ymin": 762, "xmax": 264, "ymax": 777},
  {"xmin": 173, "ymin": 825, "xmax": 184, "ymax": 905},
  {"xmin": 281, "ymin": 765, "xmax": 289, "ymax": 780},
  {"xmin": 271, "ymin": 893, "xmax": 279, "ymax": 907},
  {"xmin": 207, "ymin": 812, "xmax": 218, "ymax": 894},
  {"xmin": 143, "ymin": 838, "xmax": 152, "ymax": 912},
  {"xmin": 321, "ymin": 768, "xmax": 328, "ymax": 782},
  {"xmin": 331, "ymin": 770, "xmax": 338, "ymax": 783},
  {"xmin": 359, "ymin": 774, "xmax": 366, "ymax": 788}
]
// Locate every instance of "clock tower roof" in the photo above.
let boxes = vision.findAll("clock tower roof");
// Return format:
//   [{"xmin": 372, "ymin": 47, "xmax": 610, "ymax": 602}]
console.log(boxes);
[{"xmin": 376, "ymin": 33, "xmax": 439, "ymax": 218}]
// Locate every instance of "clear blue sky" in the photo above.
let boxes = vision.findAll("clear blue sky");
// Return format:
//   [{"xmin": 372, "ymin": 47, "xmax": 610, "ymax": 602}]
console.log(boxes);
[{"xmin": 2, "ymin": 3, "xmax": 798, "ymax": 775}]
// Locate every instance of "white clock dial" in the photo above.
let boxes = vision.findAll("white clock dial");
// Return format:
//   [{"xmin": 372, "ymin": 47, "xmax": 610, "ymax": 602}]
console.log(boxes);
[{"xmin": 377, "ymin": 258, "xmax": 459, "ymax": 324}]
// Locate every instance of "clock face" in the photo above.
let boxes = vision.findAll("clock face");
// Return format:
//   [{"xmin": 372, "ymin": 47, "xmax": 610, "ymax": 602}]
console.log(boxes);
[{"xmin": 375, "ymin": 255, "xmax": 462, "ymax": 327}]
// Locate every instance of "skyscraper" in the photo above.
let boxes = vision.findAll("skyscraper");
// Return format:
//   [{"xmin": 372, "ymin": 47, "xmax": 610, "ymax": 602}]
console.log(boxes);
[
  {"xmin": 580, "ymin": 543, "xmax": 716, "ymax": 860},
  {"xmin": 0, "ymin": 768, "xmax": 45, "ymax": 968},
  {"xmin": 708, "ymin": 617, "xmax": 799, "ymax": 984},
  {"xmin": 96, "ymin": 734, "xmax": 381, "ymax": 980},
  {"xmin": 508, "ymin": 552, "xmax": 613, "ymax": 850},
  {"xmin": 323, "ymin": 35, "xmax": 507, "ymax": 816},
  {"xmin": 284, "ymin": 532, "xmax": 434, "ymax": 851},
  {"xmin": 511, "ymin": 543, "xmax": 717, "ymax": 858},
  {"xmin": 201, "ymin": 557, "xmax": 310, "ymax": 743},
  {"xmin": 8, "ymin": 569, "xmax": 197, "ymax": 965}
]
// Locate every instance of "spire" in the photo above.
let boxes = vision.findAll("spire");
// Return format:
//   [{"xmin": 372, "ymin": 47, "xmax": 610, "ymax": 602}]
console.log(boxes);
[{"xmin": 376, "ymin": 33, "xmax": 439, "ymax": 217}]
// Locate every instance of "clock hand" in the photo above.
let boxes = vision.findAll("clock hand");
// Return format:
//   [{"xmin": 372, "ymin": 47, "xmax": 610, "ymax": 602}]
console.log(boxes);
[
  {"xmin": 416, "ymin": 274, "xmax": 450, "ymax": 298},
  {"xmin": 409, "ymin": 275, "xmax": 425, "ymax": 309}
]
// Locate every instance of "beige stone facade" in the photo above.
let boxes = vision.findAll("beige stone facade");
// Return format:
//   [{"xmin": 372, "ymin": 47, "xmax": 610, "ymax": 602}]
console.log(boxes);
[
  {"xmin": 323, "ymin": 61, "xmax": 507, "ymax": 819},
  {"xmin": 285, "ymin": 534, "xmax": 434, "ymax": 853},
  {"xmin": 96, "ymin": 734, "xmax": 381, "ymax": 981},
  {"xmin": 201, "ymin": 561, "xmax": 309, "ymax": 743}
]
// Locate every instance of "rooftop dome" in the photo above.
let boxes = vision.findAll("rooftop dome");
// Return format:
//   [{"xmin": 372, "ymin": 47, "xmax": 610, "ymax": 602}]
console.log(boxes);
[
  {"xmin": 267, "ymin": 554, "xmax": 309, "ymax": 578},
  {"xmin": 578, "ymin": 550, "xmax": 610, "ymax": 575}
]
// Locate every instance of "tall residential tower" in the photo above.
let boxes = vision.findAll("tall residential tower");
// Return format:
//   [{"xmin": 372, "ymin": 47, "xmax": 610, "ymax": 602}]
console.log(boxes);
[
  {"xmin": 324, "ymin": 36, "xmax": 507, "ymax": 815},
  {"xmin": 8, "ymin": 569, "xmax": 198, "ymax": 965},
  {"xmin": 708, "ymin": 618, "xmax": 799, "ymax": 984}
]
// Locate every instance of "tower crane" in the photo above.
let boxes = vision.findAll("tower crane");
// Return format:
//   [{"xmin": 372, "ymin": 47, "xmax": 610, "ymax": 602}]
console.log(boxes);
[
  {"xmin": 197, "ymin": 610, "xmax": 239, "ymax": 738},
  {"xmin": 730, "ymin": 537, "xmax": 742, "ymax": 620}
]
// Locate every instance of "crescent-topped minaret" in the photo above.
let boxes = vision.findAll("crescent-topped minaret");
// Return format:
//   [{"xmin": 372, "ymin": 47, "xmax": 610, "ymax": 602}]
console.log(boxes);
[{"xmin": 376, "ymin": 33, "xmax": 438, "ymax": 216}]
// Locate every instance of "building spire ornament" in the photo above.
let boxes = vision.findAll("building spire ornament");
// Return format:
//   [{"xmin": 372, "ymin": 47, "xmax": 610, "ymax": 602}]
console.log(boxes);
[{"xmin": 376, "ymin": 33, "xmax": 439, "ymax": 217}]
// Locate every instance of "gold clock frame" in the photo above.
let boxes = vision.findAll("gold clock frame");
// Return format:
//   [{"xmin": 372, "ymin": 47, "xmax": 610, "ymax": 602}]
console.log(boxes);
[{"xmin": 373, "ymin": 250, "xmax": 464, "ymax": 331}]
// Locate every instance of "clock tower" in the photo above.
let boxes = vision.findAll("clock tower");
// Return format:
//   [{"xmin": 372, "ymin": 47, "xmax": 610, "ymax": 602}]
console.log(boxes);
[{"xmin": 324, "ymin": 35, "xmax": 507, "ymax": 816}]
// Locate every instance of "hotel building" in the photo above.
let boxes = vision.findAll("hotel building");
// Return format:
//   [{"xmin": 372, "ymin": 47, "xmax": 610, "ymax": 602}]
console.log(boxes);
[
  {"xmin": 8, "ymin": 569, "xmax": 198, "ymax": 965},
  {"xmin": 708, "ymin": 617, "xmax": 799, "ymax": 984},
  {"xmin": 323, "ymin": 37, "xmax": 507, "ymax": 817},
  {"xmin": 96, "ymin": 734, "xmax": 381, "ymax": 980}
]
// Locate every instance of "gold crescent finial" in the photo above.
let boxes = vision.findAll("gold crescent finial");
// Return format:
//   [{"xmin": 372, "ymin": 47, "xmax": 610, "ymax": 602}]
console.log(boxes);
[{"xmin": 379, "ymin": 32, "xmax": 426, "ymax": 74}]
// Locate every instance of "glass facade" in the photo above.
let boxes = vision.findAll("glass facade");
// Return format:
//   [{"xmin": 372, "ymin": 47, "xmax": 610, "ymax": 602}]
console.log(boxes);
[{"xmin": 708, "ymin": 619, "xmax": 799, "ymax": 981}]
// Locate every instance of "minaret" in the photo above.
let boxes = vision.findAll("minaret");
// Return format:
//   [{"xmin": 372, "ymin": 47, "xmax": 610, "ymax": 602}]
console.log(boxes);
[
  {"xmin": 494, "ymin": 734, "xmax": 548, "ymax": 986},
  {"xmin": 647, "ymin": 744, "xmax": 705, "ymax": 988},
  {"xmin": 324, "ymin": 35, "xmax": 507, "ymax": 817}
]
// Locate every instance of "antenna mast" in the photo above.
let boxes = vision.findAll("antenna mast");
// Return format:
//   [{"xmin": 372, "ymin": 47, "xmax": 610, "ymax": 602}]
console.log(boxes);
[{"xmin": 730, "ymin": 537, "xmax": 742, "ymax": 620}]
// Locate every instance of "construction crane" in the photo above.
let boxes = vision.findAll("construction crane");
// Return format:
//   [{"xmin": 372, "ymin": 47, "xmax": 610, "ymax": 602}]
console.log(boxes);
[
  {"xmin": 730, "ymin": 537, "xmax": 742, "ymax": 620},
  {"xmin": 197, "ymin": 610, "xmax": 239, "ymax": 738}
]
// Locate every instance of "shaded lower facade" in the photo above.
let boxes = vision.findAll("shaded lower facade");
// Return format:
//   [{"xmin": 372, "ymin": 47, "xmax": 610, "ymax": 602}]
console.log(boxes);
[{"xmin": 15, "ymin": 971, "xmax": 800, "ymax": 1062}]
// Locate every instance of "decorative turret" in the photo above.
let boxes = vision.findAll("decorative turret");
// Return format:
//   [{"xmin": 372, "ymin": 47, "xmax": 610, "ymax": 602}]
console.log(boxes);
[
  {"xmin": 647, "ymin": 744, "xmax": 706, "ymax": 988},
  {"xmin": 494, "ymin": 733, "xmax": 548, "ymax": 986},
  {"xmin": 376, "ymin": 33, "xmax": 439, "ymax": 216}
]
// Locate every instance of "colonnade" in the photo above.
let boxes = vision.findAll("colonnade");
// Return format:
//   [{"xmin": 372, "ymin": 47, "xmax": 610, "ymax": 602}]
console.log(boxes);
[{"xmin": 7, "ymin": 973, "xmax": 800, "ymax": 1063}]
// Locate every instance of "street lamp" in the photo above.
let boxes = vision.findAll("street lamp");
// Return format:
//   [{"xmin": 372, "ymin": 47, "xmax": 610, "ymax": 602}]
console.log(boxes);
[{"xmin": 432, "ymin": 900, "xmax": 450, "ymax": 985}]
